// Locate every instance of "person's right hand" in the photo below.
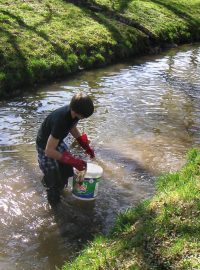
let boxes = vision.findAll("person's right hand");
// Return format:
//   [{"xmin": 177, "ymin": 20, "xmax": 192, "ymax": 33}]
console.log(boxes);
[
  {"xmin": 60, "ymin": 151, "xmax": 87, "ymax": 171},
  {"xmin": 76, "ymin": 133, "xmax": 95, "ymax": 158}
]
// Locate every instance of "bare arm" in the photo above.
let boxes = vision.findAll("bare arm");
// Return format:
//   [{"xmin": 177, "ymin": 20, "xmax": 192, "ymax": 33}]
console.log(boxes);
[
  {"xmin": 70, "ymin": 125, "xmax": 81, "ymax": 139},
  {"xmin": 45, "ymin": 135, "xmax": 62, "ymax": 160}
]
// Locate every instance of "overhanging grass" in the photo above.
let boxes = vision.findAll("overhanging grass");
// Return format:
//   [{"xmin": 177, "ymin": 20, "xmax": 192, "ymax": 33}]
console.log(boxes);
[
  {"xmin": 62, "ymin": 148, "xmax": 200, "ymax": 270},
  {"xmin": 0, "ymin": 0, "xmax": 200, "ymax": 98}
]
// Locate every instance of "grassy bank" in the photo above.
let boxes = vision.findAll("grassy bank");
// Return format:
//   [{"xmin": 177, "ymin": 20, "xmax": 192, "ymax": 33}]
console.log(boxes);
[
  {"xmin": 0, "ymin": 0, "xmax": 200, "ymax": 98},
  {"xmin": 62, "ymin": 149, "xmax": 200, "ymax": 270}
]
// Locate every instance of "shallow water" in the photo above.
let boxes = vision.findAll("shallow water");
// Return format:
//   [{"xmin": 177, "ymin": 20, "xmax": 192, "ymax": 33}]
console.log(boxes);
[{"xmin": 0, "ymin": 44, "xmax": 200, "ymax": 270}]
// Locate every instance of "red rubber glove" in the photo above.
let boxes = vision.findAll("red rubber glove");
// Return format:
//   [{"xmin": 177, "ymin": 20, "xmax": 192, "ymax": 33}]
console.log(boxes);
[
  {"xmin": 76, "ymin": 133, "xmax": 95, "ymax": 158},
  {"xmin": 60, "ymin": 151, "xmax": 87, "ymax": 171}
]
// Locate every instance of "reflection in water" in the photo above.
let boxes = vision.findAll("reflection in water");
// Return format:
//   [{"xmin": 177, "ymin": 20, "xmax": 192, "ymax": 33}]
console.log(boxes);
[{"xmin": 0, "ymin": 44, "xmax": 200, "ymax": 269}]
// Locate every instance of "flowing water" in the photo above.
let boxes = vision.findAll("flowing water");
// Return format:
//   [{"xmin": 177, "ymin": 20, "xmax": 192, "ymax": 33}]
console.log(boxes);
[{"xmin": 0, "ymin": 44, "xmax": 200, "ymax": 270}]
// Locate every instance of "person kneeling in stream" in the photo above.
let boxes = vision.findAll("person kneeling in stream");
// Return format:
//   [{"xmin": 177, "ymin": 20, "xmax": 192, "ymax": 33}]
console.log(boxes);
[{"xmin": 36, "ymin": 93, "xmax": 95, "ymax": 206}]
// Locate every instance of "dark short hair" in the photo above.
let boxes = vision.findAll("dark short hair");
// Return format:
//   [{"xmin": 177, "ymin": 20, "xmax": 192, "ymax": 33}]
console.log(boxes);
[{"xmin": 70, "ymin": 93, "xmax": 94, "ymax": 118}]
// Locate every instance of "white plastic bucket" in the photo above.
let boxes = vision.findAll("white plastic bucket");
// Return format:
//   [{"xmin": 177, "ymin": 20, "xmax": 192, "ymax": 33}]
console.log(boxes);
[{"xmin": 72, "ymin": 163, "xmax": 103, "ymax": 200}]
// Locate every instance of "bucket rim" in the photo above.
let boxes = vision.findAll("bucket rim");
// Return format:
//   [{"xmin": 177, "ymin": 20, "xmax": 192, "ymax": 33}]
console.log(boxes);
[{"xmin": 74, "ymin": 163, "xmax": 103, "ymax": 178}]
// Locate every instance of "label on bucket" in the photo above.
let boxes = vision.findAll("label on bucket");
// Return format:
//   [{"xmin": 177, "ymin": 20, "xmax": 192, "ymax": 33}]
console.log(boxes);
[
  {"xmin": 72, "ymin": 177, "xmax": 100, "ymax": 200},
  {"xmin": 72, "ymin": 163, "xmax": 103, "ymax": 200}
]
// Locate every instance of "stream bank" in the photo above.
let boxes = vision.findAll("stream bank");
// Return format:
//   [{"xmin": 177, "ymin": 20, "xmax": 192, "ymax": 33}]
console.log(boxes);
[
  {"xmin": 62, "ymin": 149, "xmax": 200, "ymax": 270},
  {"xmin": 0, "ymin": 0, "xmax": 200, "ymax": 99}
]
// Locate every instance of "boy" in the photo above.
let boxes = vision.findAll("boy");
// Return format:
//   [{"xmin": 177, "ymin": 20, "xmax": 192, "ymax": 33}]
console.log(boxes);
[{"xmin": 36, "ymin": 93, "xmax": 95, "ymax": 205}]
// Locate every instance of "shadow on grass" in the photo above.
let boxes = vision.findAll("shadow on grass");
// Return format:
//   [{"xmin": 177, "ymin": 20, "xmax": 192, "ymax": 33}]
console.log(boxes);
[
  {"xmin": 65, "ymin": 0, "xmax": 158, "ymax": 42},
  {"xmin": 0, "ymin": 5, "xmax": 72, "ymax": 97},
  {"xmin": 83, "ymin": 11, "xmax": 144, "ymax": 59},
  {"xmin": 1, "ymin": 8, "xmax": 68, "ymax": 62},
  {"xmin": 109, "ymin": 198, "xmax": 199, "ymax": 270},
  {"xmin": 118, "ymin": 0, "xmax": 133, "ymax": 13},
  {"xmin": 103, "ymin": 0, "xmax": 133, "ymax": 13},
  {"xmin": 0, "ymin": 26, "xmax": 29, "ymax": 80},
  {"xmin": 151, "ymin": 0, "xmax": 200, "ymax": 29}
]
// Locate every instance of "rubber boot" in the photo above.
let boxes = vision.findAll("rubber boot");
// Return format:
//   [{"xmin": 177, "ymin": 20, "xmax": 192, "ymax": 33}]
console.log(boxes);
[{"xmin": 46, "ymin": 188, "xmax": 61, "ymax": 206}]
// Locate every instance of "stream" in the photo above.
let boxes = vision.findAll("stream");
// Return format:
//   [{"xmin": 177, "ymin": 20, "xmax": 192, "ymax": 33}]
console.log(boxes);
[{"xmin": 0, "ymin": 44, "xmax": 200, "ymax": 270}]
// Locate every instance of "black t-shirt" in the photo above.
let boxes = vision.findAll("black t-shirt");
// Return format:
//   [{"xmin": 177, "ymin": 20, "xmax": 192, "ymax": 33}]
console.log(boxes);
[{"xmin": 36, "ymin": 105, "xmax": 79, "ymax": 149}]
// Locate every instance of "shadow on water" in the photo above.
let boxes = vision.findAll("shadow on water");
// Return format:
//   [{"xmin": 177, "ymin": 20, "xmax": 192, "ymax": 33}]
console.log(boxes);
[{"xmin": 162, "ymin": 50, "xmax": 200, "ymax": 98}]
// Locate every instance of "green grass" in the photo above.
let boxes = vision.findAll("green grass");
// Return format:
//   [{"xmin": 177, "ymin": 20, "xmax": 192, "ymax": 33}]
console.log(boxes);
[
  {"xmin": 0, "ymin": 0, "xmax": 200, "ymax": 98},
  {"xmin": 62, "ymin": 149, "xmax": 200, "ymax": 270}
]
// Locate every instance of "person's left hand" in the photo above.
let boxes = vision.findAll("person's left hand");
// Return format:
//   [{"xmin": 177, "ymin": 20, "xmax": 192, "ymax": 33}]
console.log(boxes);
[{"xmin": 77, "ymin": 133, "xmax": 95, "ymax": 158}]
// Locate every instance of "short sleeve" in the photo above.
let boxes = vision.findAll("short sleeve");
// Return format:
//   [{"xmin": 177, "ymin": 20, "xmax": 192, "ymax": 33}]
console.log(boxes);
[{"xmin": 51, "ymin": 121, "xmax": 64, "ymax": 139}]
